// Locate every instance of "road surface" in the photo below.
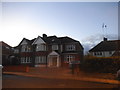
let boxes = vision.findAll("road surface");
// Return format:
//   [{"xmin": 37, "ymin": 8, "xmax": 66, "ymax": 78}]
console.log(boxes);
[{"xmin": 2, "ymin": 74, "xmax": 119, "ymax": 88}]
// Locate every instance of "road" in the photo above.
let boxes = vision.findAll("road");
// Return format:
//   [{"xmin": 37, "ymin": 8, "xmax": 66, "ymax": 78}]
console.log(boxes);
[{"xmin": 2, "ymin": 74, "xmax": 119, "ymax": 88}]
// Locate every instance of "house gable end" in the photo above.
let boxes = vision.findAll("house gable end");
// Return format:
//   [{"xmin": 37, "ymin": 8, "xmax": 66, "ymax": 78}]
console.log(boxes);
[
  {"xmin": 32, "ymin": 36, "xmax": 46, "ymax": 45},
  {"xmin": 20, "ymin": 39, "xmax": 28, "ymax": 45}
]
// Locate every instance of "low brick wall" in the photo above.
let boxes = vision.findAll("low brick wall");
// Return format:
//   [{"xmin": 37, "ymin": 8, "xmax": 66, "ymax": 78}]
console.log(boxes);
[
  {"xmin": 3, "ymin": 65, "xmax": 29, "ymax": 72},
  {"xmin": 63, "ymin": 63, "xmax": 69, "ymax": 68}
]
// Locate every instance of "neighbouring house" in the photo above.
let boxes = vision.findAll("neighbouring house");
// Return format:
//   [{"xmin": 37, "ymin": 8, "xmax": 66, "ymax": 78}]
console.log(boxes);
[
  {"xmin": 89, "ymin": 38, "xmax": 120, "ymax": 57},
  {"xmin": 0, "ymin": 41, "xmax": 13, "ymax": 66},
  {"xmin": 13, "ymin": 34, "xmax": 84, "ymax": 67}
]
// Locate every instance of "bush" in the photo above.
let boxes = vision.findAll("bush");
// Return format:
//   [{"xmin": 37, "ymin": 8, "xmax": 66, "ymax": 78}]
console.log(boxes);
[{"xmin": 82, "ymin": 56, "xmax": 120, "ymax": 73}]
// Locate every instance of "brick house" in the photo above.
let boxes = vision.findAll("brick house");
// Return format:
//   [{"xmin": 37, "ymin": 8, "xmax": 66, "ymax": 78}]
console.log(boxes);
[
  {"xmin": 89, "ymin": 38, "xmax": 120, "ymax": 57},
  {"xmin": 0, "ymin": 41, "xmax": 13, "ymax": 66},
  {"xmin": 13, "ymin": 34, "xmax": 84, "ymax": 67}
]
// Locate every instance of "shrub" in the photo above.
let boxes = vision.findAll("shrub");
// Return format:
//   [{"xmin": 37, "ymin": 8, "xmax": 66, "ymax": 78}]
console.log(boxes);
[{"xmin": 82, "ymin": 56, "xmax": 120, "ymax": 73}]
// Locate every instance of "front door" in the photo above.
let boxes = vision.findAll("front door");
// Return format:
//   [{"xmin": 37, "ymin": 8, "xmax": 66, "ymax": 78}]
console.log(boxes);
[{"xmin": 52, "ymin": 57, "xmax": 57, "ymax": 66}]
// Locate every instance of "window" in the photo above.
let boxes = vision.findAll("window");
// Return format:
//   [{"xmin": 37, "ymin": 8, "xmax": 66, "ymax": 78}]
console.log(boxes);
[
  {"xmin": 52, "ymin": 45, "xmax": 58, "ymax": 50},
  {"xmin": 36, "ymin": 44, "xmax": 46, "ymax": 51},
  {"xmin": 66, "ymin": 45, "xmax": 75, "ymax": 51},
  {"xmin": 109, "ymin": 51, "xmax": 112, "ymax": 54},
  {"xmin": 21, "ymin": 45, "xmax": 31, "ymax": 52},
  {"xmin": 26, "ymin": 46, "xmax": 31, "ymax": 52},
  {"xmin": 64, "ymin": 55, "xmax": 75, "ymax": 63},
  {"xmin": 94, "ymin": 52, "xmax": 97, "ymax": 56},
  {"xmin": 21, "ymin": 57, "xmax": 25, "ymax": 63},
  {"xmin": 14, "ymin": 49, "xmax": 19, "ymax": 53},
  {"xmin": 100, "ymin": 52, "xmax": 102, "ymax": 55},
  {"xmin": 35, "ymin": 56, "xmax": 46, "ymax": 64},
  {"xmin": 6, "ymin": 46, "xmax": 9, "ymax": 49},
  {"xmin": 94, "ymin": 52, "xmax": 102, "ymax": 56},
  {"xmin": 21, "ymin": 45, "xmax": 26, "ymax": 52},
  {"xmin": 21, "ymin": 57, "xmax": 31, "ymax": 63}
]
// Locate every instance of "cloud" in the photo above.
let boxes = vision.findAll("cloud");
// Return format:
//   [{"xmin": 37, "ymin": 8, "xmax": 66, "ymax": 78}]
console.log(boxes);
[{"xmin": 81, "ymin": 34, "xmax": 118, "ymax": 54}]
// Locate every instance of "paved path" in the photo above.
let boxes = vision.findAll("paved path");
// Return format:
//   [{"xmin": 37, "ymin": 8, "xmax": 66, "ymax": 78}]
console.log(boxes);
[{"xmin": 3, "ymin": 67, "xmax": 120, "ymax": 85}]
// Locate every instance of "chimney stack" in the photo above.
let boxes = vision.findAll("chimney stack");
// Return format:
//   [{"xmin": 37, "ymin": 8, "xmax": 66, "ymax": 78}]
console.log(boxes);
[
  {"xmin": 103, "ymin": 37, "xmax": 107, "ymax": 41},
  {"xmin": 43, "ymin": 34, "xmax": 47, "ymax": 39}
]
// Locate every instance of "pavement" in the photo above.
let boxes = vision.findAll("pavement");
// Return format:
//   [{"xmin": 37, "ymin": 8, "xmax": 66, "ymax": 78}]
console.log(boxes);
[{"xmin": 3, "ymin": 67, "xmax": 120, "ymax": 85}]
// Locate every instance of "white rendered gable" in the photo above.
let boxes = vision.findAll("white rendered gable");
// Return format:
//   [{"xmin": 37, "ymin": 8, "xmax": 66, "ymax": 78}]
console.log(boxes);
[
  {"xmin": 20, "ymin": 39, "xmax": 28, "ymax": 45},
  {"xmin": 32, "ymin": 36, "xmax": 46, "ymax": 45}
]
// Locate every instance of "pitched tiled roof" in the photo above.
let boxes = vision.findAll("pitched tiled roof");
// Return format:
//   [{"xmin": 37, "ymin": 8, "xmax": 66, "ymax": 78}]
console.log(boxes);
[
  {"xmin": 89, "ymin": 40, "xmax": 120, "ymax": 52},
  {"xmin": 43, "ymin": 36, "xmax": 61, "ymax": 44},
  {"xmin": 58, "ymin": 36, "xmax": 79, "ymax": 43},
  {"xmin": 16, "ymin": 34, "xmax": 83, "ymax": 49},
  {"xmin": 0, "ymin": 41, "xmax": 12, "ymax": 48},
  {"xmin": 43, "ymin": 36, "xmax": 79, "ymax": 44},
  {"xmin": 15, "ymin": 38, "xmax": 36, "ymax": 48}
]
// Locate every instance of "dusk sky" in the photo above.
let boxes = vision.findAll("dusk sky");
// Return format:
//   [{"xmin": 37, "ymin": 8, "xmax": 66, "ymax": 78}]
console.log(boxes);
[{"xmin": 1, "ymin": 1, "xmax": 119, "ymax": 53}]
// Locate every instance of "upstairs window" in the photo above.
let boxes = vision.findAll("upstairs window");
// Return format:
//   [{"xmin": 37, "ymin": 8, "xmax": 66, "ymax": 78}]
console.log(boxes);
[
  {"xmin": 66, "ymin": 45, "xmax": 75, "ymax": 51},
  {"xmin": 21, "ymin": 45, "xmax": 31, "ymax": 52},
  {"xmin": 52, "ymin": 45, "xmax": 58, "ymax": 50},
  {"xmin": 14, "ymin": 49, "xmax": 19, "ymax": 53},
  {"xmin": 36, "ymin": 44, "xmax": 46, "ymax": 51},
  {"xmin": 21, "ymin": 45, "xmax": 26, "ymax": 52},
  {"xmin": 26, "ymin": 46, "xmax": 31, "ymax": 52}
]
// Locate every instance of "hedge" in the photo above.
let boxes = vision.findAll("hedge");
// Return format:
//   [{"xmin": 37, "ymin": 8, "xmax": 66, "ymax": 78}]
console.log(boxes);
[{"xmin": 82, "ymin": 56, "xmax": 120, "ymax": 73}]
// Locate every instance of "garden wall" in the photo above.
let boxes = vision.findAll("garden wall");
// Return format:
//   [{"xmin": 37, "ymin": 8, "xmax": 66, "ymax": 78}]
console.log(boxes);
[{"xmin": 3, "ymin": 65, "xmax": 29, "ymax": 72}]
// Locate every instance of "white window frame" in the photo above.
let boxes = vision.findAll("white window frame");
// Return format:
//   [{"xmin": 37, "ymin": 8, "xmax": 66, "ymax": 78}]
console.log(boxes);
[
  {"xmin": 109, "ymin": 51, "xmax": 112, "ymax": 55},
  {"xmin": 21, "ymin": 45, "xmax": 31, "ymax": 52},
  {"xmin": 94, "ymin": 52, "xmax": 97, "ymax": 56},
  {"xmin": 35, "ymin": 56, "xmax": 46, "ymax": 64},
  {"xmin": 64, "ymin": 55, "xmax": 75, "ymax": 63},
  {"xmin": 36, "ymin": 44, "xmax": 46, "ymax": 51},
  {"xmin": 21, "ymin": 45, "xmax": 26, "ymax": 52},
  {"xmin": 21, "ymin": 57, "xmax": 31, "ymax": 63},
  {"xmin": 21, "ymin": 57, "xmax": 25, "ymax": 63},
  {"xmin": 66, "ymin": 44, "xmax": 75, "ymax": 51},
  {"xmin": 26, "ymin": 46, "xmax": 31, "ymax": 52},
  {"xmin": 14, "ymin": 49, "xmax": 19, "ymax": 53},
  {"xmin": 52, "ymin": 45, "xmax": 58, "ymax": 50}
]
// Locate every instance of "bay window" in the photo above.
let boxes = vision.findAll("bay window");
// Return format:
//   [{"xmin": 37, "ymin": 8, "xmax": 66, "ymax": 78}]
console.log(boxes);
[{"xmin": 35, "ymin": 56, "xmax": 46, "ymax": 64}]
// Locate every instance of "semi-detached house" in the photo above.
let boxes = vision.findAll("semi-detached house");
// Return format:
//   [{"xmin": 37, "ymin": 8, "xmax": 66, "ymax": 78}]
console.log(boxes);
[{"xmin": 14, "ymin": 34, "xmax": 84, "ymax": 67}]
